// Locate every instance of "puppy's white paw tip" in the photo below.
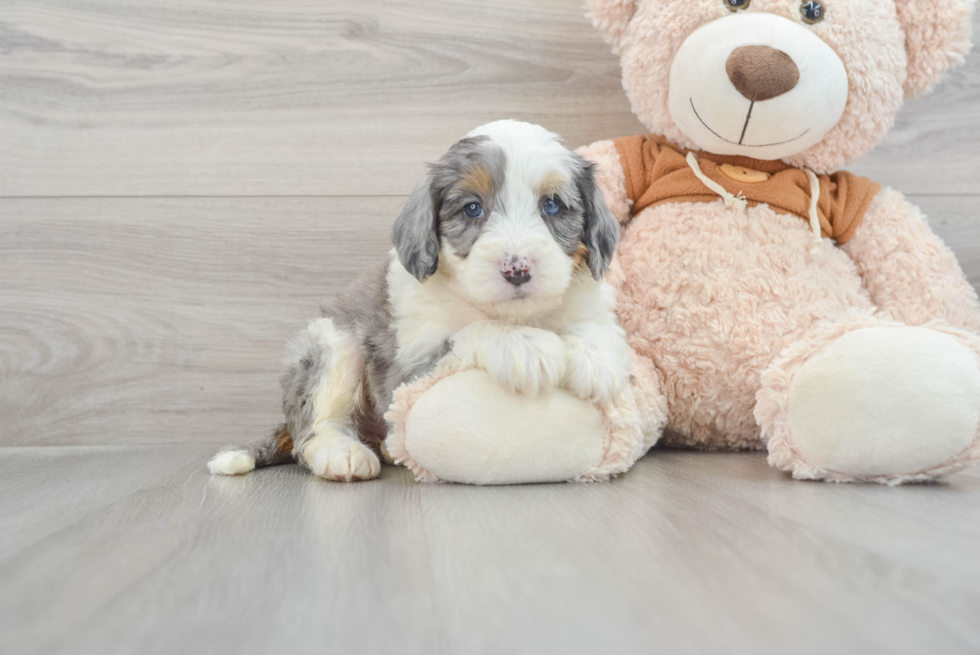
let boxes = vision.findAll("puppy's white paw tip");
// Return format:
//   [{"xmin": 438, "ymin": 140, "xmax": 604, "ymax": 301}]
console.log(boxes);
[
  {"xmin": 565, "ymin": 347, "xmax": 629, "ymax": 404},
  {"xmin": 207, "ymin": 450, "xmax": 256, "ymax": 476},
  {"xmin": 311, "ymin": 442, "xmax": 381, "ymax": 482}
]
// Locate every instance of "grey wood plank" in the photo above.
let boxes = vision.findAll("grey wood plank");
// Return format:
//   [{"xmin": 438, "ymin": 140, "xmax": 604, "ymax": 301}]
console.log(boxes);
[
  {"xmin": 0, "ymin": 0, "xmax": 643, "ymax": 197},
  {"xmin": 0, "ymin": 197, "xmax": 397, "ymax": 447},
  {"xmin": 0, "ymin": 446, "xmax": 978, "ymax": 655},
  {"xmin": 910, "ymin": 194, "xmax": 980, "ymax": 288},
  {"xmin": 1, "ymin": 195, "xmax": 977, "ymax": 448},
  {"xmin": 0, "ymin": 445, "xmax": 207, "ymax": 559},
  {"xmin": 850, "ymin": 33, "xmax": 980, "ymax": 194},
  {"xmin": 3, "ymin": 2, "xmax": 978, "ymax": 197}
]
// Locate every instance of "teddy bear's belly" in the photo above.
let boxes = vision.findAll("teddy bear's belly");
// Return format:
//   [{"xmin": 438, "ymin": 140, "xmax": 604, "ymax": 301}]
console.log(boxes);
[{"xmin": 612, "ymin": 202, "xmax": 876, "ymax": 450}]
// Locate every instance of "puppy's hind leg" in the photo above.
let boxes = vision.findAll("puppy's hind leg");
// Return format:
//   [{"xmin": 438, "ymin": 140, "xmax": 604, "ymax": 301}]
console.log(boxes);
[{"xmin": 284, "ymin": 317, "xmax": 381, "ymax": 482}]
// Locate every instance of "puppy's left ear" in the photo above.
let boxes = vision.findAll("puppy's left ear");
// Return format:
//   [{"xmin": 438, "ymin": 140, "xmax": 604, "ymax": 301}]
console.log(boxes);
[
  {"xmin": 392, "ymin": 178, "xmax": 440, "ymax": 282},
  {"xmin": 574, "ymin": 156, "xmax": 620, "ymax": 280}
]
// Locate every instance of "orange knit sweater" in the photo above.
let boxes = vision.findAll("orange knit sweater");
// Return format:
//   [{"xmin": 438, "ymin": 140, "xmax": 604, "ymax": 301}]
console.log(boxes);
[{"xmin": 612, "ymin": 134, "xmax": 881, "ymax": 244}]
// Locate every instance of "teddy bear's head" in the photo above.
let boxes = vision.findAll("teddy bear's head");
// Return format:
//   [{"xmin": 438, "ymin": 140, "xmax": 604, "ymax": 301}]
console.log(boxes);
[{"xmin": 589, "ymin": 0, "xmax": 974, "ymax": 173}]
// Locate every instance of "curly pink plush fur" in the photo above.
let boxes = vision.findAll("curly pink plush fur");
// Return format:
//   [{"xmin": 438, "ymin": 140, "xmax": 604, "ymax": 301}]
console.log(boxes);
[{"xmin": 896, "ymin": 0, "xmax": 976, "ymax": 97}]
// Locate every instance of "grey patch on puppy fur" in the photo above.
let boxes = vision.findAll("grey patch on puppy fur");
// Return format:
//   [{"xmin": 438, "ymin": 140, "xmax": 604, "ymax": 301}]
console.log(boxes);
[
  {"xmin": 536, "ymin": 155, "xmax": 618, "ymax": 278},
  {"xmin": 393, "ymin": 181, "xmax": 441, "ymax": 282},
  {"xmin": 432, "ymin": 136, "xmax": 507, "ymax": 259},
  {"xmin": 279, "ymin": 324, "xmax": 337, "ymax": 453},
  {"xmin": 572, "ymin": 154, "xmax": 619, "ymax": 279},
  {"xmin": 393, "ymin": 136, "xmax": 508, "ymax": 275},
  {"xmin": 540, "ymin": 192, "xmax": 588, "ymax": 257},
  {"xmin": 217, "ymin": 239, "xmax": 453, "ymax": 473},
  {"xmin": 269, "ymin": 261, "xmax": 449, "ymax": 461},
  {"xmin": 323, "ymin": 260, "xmax": 450, "ymax": 452}
]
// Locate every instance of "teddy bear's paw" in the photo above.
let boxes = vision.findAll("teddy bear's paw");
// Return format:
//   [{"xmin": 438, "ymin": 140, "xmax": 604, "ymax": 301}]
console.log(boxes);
[
  {"xmin": 483, "ymin": 327, "xmax": 567, "ymax": 396},
  {"xmin": 563, "ymin": 336, "xmax": 630, "ymax": 403},
  {"xmin": 307, "ymin": 436, "xmax": 381, "ymax": 482},
  {"xmin": 784, "ymin": 326, "xmax": 980, "ymax": 479}
]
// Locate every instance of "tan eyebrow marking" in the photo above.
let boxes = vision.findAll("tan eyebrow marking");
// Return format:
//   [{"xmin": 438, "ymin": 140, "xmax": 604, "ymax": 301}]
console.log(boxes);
[
  {"xmin": 536, "ymin": 171, "xmax": 567, "ymax": 198},
  {"xmin": 459, "ymin": 166, "xmax": 495, "ymax": 197}
]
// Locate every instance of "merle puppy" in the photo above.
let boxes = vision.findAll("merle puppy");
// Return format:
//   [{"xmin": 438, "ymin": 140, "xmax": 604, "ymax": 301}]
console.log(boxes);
[{"xmin": 208, "ymin": 120, "xmax": 629, "ymax": 481}]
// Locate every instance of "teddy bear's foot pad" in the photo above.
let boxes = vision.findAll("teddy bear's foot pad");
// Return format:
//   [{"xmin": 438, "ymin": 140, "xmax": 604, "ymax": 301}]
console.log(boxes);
[
  {"xmin": 786, "ymin": 326, "xmax": 980, "ymax": 478},
  {"xmin": 404, "ymin": 369, "xmax": 607, "ymax": 485}
]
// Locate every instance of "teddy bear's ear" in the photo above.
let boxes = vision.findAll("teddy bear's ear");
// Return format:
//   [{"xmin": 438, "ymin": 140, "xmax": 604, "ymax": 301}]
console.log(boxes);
[
  {"xmin": 586, "ymin": 0, "xmax": 637, "ymax": 52},
  {"xmin": 895, "ymin": 0, "xmax": 976, "ymax": 98}
]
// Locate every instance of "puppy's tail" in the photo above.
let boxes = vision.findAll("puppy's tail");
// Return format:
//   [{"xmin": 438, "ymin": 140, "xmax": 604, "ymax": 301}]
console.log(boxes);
[{"xmin": 207, "ymin": 424, "xmax": 295, "ymax": 476}]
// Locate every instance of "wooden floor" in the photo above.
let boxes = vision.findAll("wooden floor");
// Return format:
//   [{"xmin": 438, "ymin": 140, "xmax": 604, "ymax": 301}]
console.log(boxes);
[
  {"xmin": 2, "ymin": 2, "xmax": 980, "ymax": 653},
  {"xmin": 1, "ymin": 447, "xmax": 979, "ymax": 655}
]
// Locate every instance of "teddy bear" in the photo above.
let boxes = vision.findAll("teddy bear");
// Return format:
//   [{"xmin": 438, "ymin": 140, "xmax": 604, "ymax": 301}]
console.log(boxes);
[
  {"xmin": 572, "ymin": 0, "xmax": 980, "ymax": 483},
  {"xmin": 387, "ymin": 0, "xmax": 980, "ymax": 485}
]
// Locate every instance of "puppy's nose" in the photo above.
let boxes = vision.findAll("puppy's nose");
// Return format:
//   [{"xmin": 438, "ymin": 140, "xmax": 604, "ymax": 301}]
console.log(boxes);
[
  {"xmin": 726, "ymin": 45, "xmax": 800, "ymax": 102},
  {"xmin": 500, "ymin": 255, "xmax": 532, "ymax": 287}
]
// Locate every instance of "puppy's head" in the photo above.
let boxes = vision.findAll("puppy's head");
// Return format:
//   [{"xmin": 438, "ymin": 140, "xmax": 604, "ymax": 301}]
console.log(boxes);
[{"xmin": 392, "ymin": 120, "xmax": 619, "ymax": 317}]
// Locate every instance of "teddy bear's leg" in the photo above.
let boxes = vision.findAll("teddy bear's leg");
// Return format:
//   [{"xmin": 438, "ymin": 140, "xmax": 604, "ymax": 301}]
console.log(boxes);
[
  {"xmin": 389, "ymin": 368, "xmax": 610, "ymax": 485},
  {"xmin": 755, "ymin": 318, "xmax": 980, "ymax": 483}
]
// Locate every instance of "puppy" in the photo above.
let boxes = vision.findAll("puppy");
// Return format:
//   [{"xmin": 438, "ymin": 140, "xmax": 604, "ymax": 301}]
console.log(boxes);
[{"xmin": 208, "ymin": 120, "xmax": 630, "ymax": 481}]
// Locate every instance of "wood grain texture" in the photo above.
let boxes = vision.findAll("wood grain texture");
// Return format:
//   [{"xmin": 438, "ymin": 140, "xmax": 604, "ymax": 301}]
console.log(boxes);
[
  {"xmin": 0, "ymin": 197, "xmax": 397, "ymax": 447},
  {"xmin": 3, "ymin": 3, "xmax": 980, "ymax": 652},
  {"xmin": 2, "ymin": 195, "xmax": 977, "ymax": 448},
  {"xmin": 2, "ymin": 2, "xmax": 979, "ymax": 196},
  {"xmin": 0, "ymin": 446, "xmax": 978, "ymax": 655},
  {"xmin": 0, "ymin": 0, "xmax": 642, "ymax": 197}
]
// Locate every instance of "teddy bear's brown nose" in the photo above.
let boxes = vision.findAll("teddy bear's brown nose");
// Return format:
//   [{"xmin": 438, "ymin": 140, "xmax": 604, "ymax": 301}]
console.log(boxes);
[{"xmin": 726, "ymin": 45, "xmax": 800, "ymax": 102}]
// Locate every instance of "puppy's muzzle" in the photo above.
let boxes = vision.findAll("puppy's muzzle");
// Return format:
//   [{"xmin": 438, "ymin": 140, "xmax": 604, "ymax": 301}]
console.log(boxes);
[{"xmin": 500, "ymin": 255, "xmax": 532, "ymax": 287}]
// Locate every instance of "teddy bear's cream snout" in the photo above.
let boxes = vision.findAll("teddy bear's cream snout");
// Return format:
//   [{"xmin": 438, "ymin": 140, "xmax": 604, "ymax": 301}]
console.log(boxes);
[{"xmin": 667, "ymin": 12, "xmax": 848, "ymax": 161}]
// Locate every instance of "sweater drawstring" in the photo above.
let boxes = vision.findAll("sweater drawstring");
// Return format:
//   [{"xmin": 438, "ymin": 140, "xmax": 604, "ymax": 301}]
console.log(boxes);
[
  {"xmin": 803, "ymin": 168, "xmax": 823, "ymax": 253},
  {"xmin": 685, "ymin": 151, "xmax": 824, "ymax": 253},
  {"xmin": 685, "ymin": 152, "xmax": 747, "ymax": 213}
]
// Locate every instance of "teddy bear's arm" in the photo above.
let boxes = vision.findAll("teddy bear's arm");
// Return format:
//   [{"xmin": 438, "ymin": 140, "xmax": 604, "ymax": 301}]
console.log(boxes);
[
  {"xmin": 841, "ymin": 188, "xmax": 980, "ymax": 334},
  {"xmin": 576, "ymin": 140, "xmax": 632, "ymax": 225}
]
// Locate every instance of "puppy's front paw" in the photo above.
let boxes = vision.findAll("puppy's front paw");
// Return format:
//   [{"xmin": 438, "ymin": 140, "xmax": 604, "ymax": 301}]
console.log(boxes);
[
  {"xmin": 564, "ymin": 337, "xmax": 629, "ymax": 403},
  {"xmin": 484, "ymin": 327, "xmax": 567, "ymax": 396},
  {"xmin": 308, "ymin": 438, "xmax": 381, "ymax": 482}
]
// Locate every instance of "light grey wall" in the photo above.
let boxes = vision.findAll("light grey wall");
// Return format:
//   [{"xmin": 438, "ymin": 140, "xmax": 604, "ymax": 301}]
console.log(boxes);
[{"xmin": 1, "ymin": 1, "xmax": 978, "ymax": 446}]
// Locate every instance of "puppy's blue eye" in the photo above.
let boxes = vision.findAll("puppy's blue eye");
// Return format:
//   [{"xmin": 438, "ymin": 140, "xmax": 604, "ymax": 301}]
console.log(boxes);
[
  {"xmin": 725, "ymin": 0, "xmax": 750, "ymax": 10},
  {"xmin": 542, "ymin": 198, "xmax": 562, "ymax": 216},
  {"xmin": 463, "ymin": 202, "xmax": 484, "ymax": 219}
]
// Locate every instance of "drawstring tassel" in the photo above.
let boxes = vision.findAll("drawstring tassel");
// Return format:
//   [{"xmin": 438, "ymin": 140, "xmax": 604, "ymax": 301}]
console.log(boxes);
[
  {"xmin": 803, "ymin": 168, "xmax": 823, "ymax": 254},
  {"xmin": 685, "ymin": 151, "xmax": 825, "ymax": 254},
  {"xmin": 686, "ymin": 152, "xmax": 747, "ymax": 213}
]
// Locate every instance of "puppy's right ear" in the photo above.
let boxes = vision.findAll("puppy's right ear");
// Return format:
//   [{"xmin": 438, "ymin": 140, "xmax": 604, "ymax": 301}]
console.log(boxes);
[{"xmin": 392, "ymin": 178, "xmax": 440, "ymax": 281}]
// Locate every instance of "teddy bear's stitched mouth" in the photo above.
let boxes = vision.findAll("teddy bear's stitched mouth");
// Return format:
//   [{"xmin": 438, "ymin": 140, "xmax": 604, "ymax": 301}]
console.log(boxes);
[{"xmin": 690, "ymin": 98, "xmax": 811, "ymax": 148}]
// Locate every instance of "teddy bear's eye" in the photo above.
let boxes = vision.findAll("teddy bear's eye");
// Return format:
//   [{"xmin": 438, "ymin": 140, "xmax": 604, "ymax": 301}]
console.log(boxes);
[
  {"xmin": 724, "ymin": 0, "xmax": 750, "ymax": 10},
  {"xmin": 801, "ymin": 1, "xmax": 825, "ymax": 24}
]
